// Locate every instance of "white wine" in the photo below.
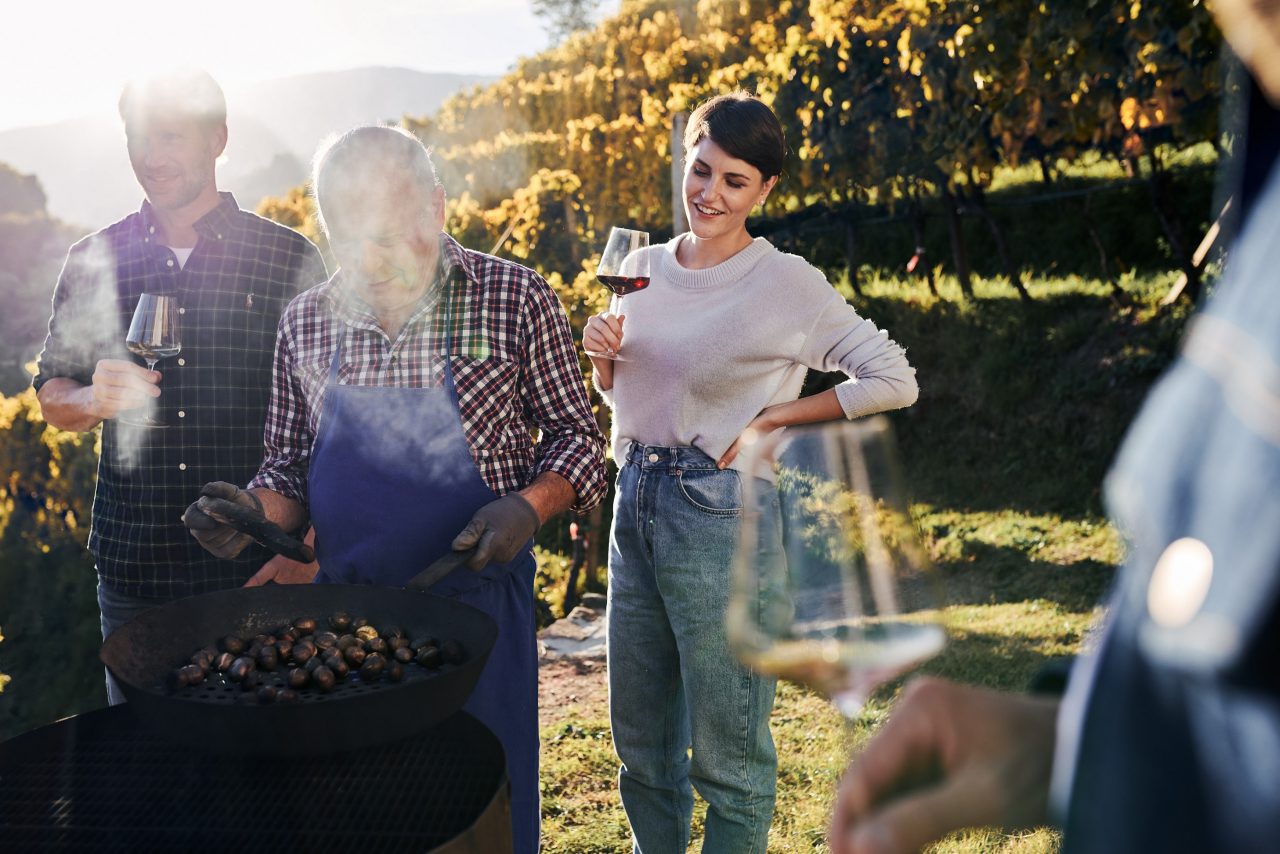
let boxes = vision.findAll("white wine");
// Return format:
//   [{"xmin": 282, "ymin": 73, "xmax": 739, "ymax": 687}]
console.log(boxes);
[
  {"xmin": 742, "ymin": 622, "xmax": 944, "ymax": 717},
  {"xmin": 127, "ymin": 341, "xmax": 181, "ymax": 362}
]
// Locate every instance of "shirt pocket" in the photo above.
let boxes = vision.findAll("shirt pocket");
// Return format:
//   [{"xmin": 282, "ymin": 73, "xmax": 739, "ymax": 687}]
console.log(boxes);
[{"xmin": 451, "ymin": 356, "xmax": 522, "ymax": 446}]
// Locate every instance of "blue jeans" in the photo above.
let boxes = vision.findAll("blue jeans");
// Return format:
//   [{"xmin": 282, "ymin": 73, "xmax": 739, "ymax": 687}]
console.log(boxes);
[
  {"xmin": 97, "ymin": 579, "xmax": 168, "ymax": 706},
  {"xmin": 607, "ymin": 444, "xmax": 780, "ymax": 854}
]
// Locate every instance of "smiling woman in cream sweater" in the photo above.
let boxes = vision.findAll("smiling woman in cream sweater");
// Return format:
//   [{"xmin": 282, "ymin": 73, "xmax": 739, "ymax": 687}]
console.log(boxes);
[{"xmin": 583, "ymin": 91, "xmax": 918, "ymax": 854}]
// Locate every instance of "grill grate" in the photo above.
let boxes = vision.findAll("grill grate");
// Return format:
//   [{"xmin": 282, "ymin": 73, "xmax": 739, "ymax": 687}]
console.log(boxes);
[{"xmin": 0, "ymin": 705, "xmax": 507, "ymax": 852}]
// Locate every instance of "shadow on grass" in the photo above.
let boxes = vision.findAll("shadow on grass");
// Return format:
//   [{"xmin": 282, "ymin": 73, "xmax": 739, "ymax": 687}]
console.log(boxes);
[{"xmin": 935, "ymin": 540, "xmax": 1116, "ymax": 613}]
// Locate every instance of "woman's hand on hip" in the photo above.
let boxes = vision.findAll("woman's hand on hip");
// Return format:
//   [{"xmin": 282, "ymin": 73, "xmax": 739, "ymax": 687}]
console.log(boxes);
[{"xmin": 718, "ymin": 409, "xmax": 781, "ymax": 469}]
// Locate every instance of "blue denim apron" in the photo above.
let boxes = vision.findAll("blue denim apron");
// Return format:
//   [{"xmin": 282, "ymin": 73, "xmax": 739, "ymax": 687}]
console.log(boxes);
[{"xmin": 307, "ymin": 312, "xmax": 539, "ymax": 854}]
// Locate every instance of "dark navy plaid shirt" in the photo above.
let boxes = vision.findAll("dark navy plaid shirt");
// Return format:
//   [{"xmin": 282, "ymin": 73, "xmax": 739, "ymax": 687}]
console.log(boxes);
[
  {"xmin": 34, "ymin": 193, "xmax": 327, "ymax": 598},
  {"xmin": 250, "ymin": 233, "xmax": 607, "ymax": 514}
]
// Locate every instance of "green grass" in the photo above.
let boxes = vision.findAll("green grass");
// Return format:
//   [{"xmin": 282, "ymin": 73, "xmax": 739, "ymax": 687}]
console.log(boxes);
[{"xmin": 537, "ymin": 271, "xmax": 1193, "ymax": 852}]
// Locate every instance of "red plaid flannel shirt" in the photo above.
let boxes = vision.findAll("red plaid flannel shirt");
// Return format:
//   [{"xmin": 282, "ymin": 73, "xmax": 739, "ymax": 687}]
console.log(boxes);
[{"xmin": 250, "ymin": 234, "xmax": 606, "ymax": 513}]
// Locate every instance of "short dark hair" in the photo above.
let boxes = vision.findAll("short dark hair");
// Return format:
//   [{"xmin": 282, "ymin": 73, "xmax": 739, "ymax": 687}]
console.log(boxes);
[
  {"xmin": 118, "ymin": 68, "xmax": 227, "ymax": 129},
  {"xmin": 683, "ymin": 91, "xmax": 787, "ymax": 180}
]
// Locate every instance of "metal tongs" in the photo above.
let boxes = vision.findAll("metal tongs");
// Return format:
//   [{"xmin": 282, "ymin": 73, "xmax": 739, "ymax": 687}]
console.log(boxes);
[{"xmin": 196, "ymin": 495, "xmax": 316, "ymax": 564}]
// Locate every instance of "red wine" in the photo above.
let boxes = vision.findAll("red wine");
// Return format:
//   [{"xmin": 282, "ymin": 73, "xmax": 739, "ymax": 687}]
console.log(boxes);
[{"xmin": 598, "ymin": 275, "xmax": 650, "ymax": 296}]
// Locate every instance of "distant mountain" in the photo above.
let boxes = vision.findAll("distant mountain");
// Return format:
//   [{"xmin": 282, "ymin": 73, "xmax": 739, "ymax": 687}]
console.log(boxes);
[{"xmin": 0, "ymin": 67, "xmax": 491, "ymax": 230}]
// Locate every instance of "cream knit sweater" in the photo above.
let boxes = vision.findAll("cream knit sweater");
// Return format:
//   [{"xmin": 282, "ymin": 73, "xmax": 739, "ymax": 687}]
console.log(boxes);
[{"xmin": 597, "ymin": 235, "xmax": 919, "ymax": 475}]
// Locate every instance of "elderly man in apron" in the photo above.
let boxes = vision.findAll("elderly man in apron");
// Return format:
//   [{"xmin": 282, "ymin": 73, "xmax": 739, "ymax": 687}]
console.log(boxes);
[{"xmin": 184, "ymin": 125, "xmax": 607, "ymax": 854}]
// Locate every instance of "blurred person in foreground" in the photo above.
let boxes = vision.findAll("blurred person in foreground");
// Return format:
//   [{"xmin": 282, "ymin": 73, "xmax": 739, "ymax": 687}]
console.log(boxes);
[
  {"xmin": 32, "ymin": 68, "xmax": 326, "ymax": 705},
  {"xmin": 183, "ymin": 125, "xmax": 608, "ymax": 853},
  {"xmin": 828, "ymin": 3, "xmax": 1280, "ymax": 851}
]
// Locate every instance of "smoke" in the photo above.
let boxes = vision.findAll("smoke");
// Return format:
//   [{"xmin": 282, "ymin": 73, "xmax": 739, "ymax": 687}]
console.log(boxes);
[
  {"xmin": 331, "ymin": 380, "xmax": 485, "ymax": 495},
  {"xmin": 57, "ymin": 234, "xmax": 150, "ymax": 470}
]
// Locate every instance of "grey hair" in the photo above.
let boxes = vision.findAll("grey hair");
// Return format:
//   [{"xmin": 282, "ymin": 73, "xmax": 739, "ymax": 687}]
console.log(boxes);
[{"xmin": 310, "ymin": 125, "xmax": 441, "ymax": 236}]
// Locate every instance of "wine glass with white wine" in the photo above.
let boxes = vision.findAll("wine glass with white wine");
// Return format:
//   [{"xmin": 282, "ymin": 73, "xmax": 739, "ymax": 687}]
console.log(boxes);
[
  {"xmin": 121, "ymin": 293, "xmax": 182, "ymax": 428},
  {"xmin": 727, "ymin": 417, "xmax": 944, "ymax": 720}
]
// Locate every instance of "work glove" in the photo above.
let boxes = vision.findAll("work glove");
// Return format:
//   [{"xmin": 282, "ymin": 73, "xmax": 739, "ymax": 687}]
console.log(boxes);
[
  {"xmin": 182, "ymin": 481, "xmax": 262, "ymax": 559},
  {"xmin": 451, "ymin": 492, "xmax": 541, "ymax": 570}
]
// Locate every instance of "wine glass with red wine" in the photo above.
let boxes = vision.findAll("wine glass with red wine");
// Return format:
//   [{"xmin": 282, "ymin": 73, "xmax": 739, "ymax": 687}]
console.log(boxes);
[
  {"xmin": 727, "ymin": 417, "xmax": 944, "ymax": 721},
  {"xmin": 584, "ymin": 227, "xmax": 649, "ymax": 360},
  {"xmin": 120, "ymin": 292, "xmax": 182, "ymax": 428}
]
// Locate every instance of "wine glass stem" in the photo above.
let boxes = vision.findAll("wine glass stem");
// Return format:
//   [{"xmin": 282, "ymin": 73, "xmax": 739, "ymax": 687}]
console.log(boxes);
[{"xmin": 146, "ymin": 359, "xmax": 158, "ymax": 372}]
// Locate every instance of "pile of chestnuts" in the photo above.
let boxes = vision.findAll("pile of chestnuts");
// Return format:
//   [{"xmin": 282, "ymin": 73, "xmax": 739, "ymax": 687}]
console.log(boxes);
[{"xmin": 167, "ymin": 612, "xmax": 467, "ymax": 705}]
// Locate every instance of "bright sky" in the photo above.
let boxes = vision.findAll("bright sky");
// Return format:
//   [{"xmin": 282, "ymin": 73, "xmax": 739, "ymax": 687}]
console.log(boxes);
[{"xmin": 3, "ymin": 0, "xmax": 607, "ymax": 131}]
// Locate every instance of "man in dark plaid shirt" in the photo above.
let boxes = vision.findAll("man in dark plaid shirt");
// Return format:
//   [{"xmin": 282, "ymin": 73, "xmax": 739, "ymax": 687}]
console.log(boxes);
[
  {"xmin": 33, "ymin": 70, "xmax": 326, "ymax": 704},
  {"xmin": 183, "ymin": 126, "xmax": 605, "ymax": 853}
]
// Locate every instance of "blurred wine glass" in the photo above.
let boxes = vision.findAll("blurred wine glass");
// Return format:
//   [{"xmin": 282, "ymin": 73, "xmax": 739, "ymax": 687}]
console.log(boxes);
[
  {"xmin": 121, "ymin": 293, "xmax": 182, "ymax": 428},
  {"xmin": 727, "ymin": 417, "xmax": 944, "ymax": 720},
  {"xmin": 583, "ymin": 227, "xmax": 649, "ymax": 360}
]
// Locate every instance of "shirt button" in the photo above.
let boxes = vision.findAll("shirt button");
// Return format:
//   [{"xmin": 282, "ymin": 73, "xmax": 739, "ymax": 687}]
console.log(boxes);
[
  {"xmin": 166, "ymin": 259, "xmax": 174, "ymax": 267},
  {"xmin": 648, "ymin": 453, "xmax": 660, "ymax": 463},
  {"xmin": 178, "ymin": 463, "xmax": 187, "ymax": 471},
  {"xmin": 178, "ymin": 410, "xmax": 186, "ymax": 418},
  {"xmin": 177, "ymin": 358, "xmax": 185, "ymax": 366},
  {"xmin": 149, "ymin": 226, "xmax": 156, "ymax": 234},
  {"xmin": 178, "ymin": 307, "xmax": 186, "ymax": 315},
  {"xmin": 216, "ymin": 233, "xmax": 223, "ymax": 240}
]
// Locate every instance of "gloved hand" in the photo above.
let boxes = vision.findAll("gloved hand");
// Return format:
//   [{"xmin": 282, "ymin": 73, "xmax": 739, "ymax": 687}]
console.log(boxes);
[
  {"xmin": 451, "ymin": 492, "xmax": 541, "ymax": 570},
  {"xmin": 182, "ymin": 481, "xmax": 263, "ymax": 559}
]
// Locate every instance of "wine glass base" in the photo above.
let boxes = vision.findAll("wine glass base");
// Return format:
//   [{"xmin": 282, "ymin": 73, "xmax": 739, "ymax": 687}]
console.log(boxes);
[{"xmin": 583, "ymin": 348, "xmax": 626, "ymax": 361}]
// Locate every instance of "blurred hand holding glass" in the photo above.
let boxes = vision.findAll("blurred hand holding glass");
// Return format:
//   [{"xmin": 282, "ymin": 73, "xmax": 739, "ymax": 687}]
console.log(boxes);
[
  {"xmin": 727, "ymin": 417, "xmax": 944, "ymax": 719},
  {"xmin": 122, "ymin": 292, "xmax": 181, "ymax": 428},
  {"xmin": 583, "ymin": 227, "xmax": 649, "ymax": 360}
]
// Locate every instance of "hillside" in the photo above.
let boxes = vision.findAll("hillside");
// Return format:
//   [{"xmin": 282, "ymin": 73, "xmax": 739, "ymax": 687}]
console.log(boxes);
[{"xmin": 0, "ymin": 67, "xmax": 492, "ymax": 229}]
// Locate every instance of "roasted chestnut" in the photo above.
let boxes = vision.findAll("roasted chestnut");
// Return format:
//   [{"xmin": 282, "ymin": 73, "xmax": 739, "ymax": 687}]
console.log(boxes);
[
  {"xmin": 286, "ymin": 667, "xmax": 309, "ymax": 689},
  {"xmin": 343, "ymin": 645, "xmax": 367, "ymax": 667},
  {"xmin": 292, "ymin": 640, "xmax": 316, "ymax": 665},
  {"xmin": 221, "ymin": 636, "xmax": 245, "ymax": 655},
  {"xmin": 214, "ymin": 652, "xmax": 236, "ymax": 672},
  {"xmin": 336, "ymin": 634, "xmax": 359, "ymax": 651},
  {"xmin": 167, "ymin": 668, "xmax": 191, "ymax": 691},
  {"xmin": 364, "ymin": 637, "xmax": 388, "ymax": 655},
  {"xmin": 314, "ymin": 631, "xmax": 338, "ymax": 650},
  {"xmin": 257, "ymin": 685, "xmax": 279, "ymax": 704},
  {"xmin": 329, "ymin": 612, "xmax": 352, "ymax": 632},
  {"xmin": 415, "ymin": 646, "xmax": 442, "ymax": 669},
  {"xmin": 277, "ymin": 688, "xmax": 301, "ymax": 704},
  {"xmin": 228, "ymin": 656, "xmax": 256, "ymax": 682},
  {"xmin": 275, "ymin": 638, "xmax": 293, "ymax": 660},
  {"xmin": 327, "ymin": 657, "xmax": 350, "ymax": 679},
  {"xmin": 241, "ymin": 669, "xmax": 260, "ymax": 691},
  {"xmin": 353, "ymin": 616, "xmax": 370, "ymax": 629},
  {"xmin": 257, "ymin": 646, "xmax": 280, "ymax": 671},
  {"xmin": 312, "ymin": 665, "xmax": 336, "ymax": 692},
  {"xmin": 359, "ymin": 653, "xmax": 386, "ymax": 681},
  {"xmin": 294, "ymin": 617, "xmax": 318, "ymax": 635},
  {"xmin": 393, "ymin": 646, "xmax": 414, "ymax": 665},
  {"xmin": 388, "ymin": 636, "xmax": 411, "ymax": 651},
  {"xmin": 387, "ymin": 661, "xmax": 405, "ymax": 682},
  {"xmin": 354, "ymin": 625, "xmax": 378, "ymax": 642},
  {"xmin": 410, "ymin": 636, "xmax": 439, "ymax": 652}
]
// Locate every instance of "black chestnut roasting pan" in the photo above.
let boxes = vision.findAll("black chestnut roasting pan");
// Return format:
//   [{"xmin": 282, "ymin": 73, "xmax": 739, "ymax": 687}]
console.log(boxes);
[{"xmin": 100, "ymin": 560, "xmax": 498, "ymax": 756}]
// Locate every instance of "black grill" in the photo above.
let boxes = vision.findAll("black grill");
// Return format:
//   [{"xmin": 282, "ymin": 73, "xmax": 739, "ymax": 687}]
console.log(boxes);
[{"xmin": 0, "ymin": 705, "xmax": 509, "ymax": 852}]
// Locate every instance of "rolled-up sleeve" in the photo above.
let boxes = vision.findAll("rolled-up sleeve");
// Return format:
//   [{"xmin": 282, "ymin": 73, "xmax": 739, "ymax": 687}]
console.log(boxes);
[
  {"xmin": 800, "ymin": 288, "xmax": 919, "ymax": 419},
  {"xmin": 248, "ymin": 315, "xmax": 313, "ymax": 507},
  {"xmin": 33, "ymin": 238, "xmax": 124, "ymax": 393},
  {"xmin": 521, "ymin": 273, "xmax": 608, "ymax": 512}
]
